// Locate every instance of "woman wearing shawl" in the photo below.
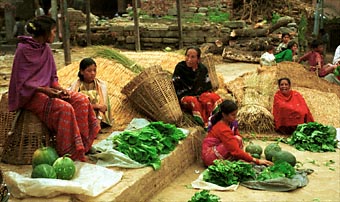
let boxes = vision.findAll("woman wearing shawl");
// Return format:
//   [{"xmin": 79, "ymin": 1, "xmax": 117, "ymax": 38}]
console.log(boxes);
[
  {"xmin": 275, "ymin": 40, "xmax": 298, "ymax": 63},
  {"xmin": 201, "ymin": 100, "xmax": 273, "ymax": 167},
  {"xmin": 273, "ymin": 78, "xmax": 314, "ymax": 134},
  {"xmin": 8, "ymin": 16, "xmax": 100, "ymax": 161},
  {"xmin": 172, "ymin": 47, "xmax": 222, "ymax": 129},
  {"xmin": 69, "ymin": 58, "xmax": 113, "ymax": 127}
]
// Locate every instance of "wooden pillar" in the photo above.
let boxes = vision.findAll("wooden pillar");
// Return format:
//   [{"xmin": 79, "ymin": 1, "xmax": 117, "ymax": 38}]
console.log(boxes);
[
  {"xmin": 86, "ymin": 0, "xmax": 91, "ymax": 46},
  {"xmin": 60, "ymin": 0, "xmax": 71, "ymax": 65},
  {"xmin": 176, "ymin": 0, "xmax": 183, "ymax": 49},
  {"xmin": 133, "ymin": 0, "xmax": 141, "ymax": 51},
  {"xmin": 50, "ymin": 0, "xmax": 59, "ymax": 41},
  {"xmin": 4, "ymin": 0, "xmax": 15, "ymax": 41}
]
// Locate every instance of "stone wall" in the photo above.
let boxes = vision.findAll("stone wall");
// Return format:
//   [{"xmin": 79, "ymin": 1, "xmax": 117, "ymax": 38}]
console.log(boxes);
[{"xmin": 74, "ymin": 20, "xmax": 248, "ymax": 50}]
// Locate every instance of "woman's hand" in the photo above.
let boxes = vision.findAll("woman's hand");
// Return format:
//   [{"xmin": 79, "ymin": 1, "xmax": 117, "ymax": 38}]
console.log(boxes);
[
  {"xmin": 93, "ymin": 103, "xmax": 107, "ymax": 113},
  {"xmin": 59, "ymin": 88, "xmax": 71, "ymax": 99},
  {"xmin": 38, "ymin": 87, "xmax": 61, "ymax": 98},
  {"xmin": 253, "ymin": 158, "xmax": 273, "ymax": 166}
]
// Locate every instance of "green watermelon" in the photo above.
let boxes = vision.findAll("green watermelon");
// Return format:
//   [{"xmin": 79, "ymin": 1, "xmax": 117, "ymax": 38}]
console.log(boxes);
[
  {"xmin": 53, "ymin": 156, "xmax": 76, "ymax": 180},
  {"xmin": 272, "ymin": 150, "xmax": 297, "ymax": 167},
  {"xmin": 32, "ymin": 146, "xmax": 59, "ymax": 168},
  {"xmin": 264, "ymin": 143, "xmax": 282, "ymax": 161},
  {"xmin": 245, "ymin": 142, "xmax": 263, "ymax": 157},
  {"xmin": 31, "ymin": 164, "xmax": 57, "ymax": 179}
]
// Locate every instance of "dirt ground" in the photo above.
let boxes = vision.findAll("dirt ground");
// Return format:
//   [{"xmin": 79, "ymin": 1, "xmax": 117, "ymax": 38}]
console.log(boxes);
[{"xmin": 1, "ymin": 46, "xmax": 339, "ymax": 202}]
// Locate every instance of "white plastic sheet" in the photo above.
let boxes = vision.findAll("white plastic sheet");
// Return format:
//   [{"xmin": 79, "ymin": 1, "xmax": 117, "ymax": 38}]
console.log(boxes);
[
  {"xmin": 4, "ymin": 162, "xmax": 123, "ymax": 199},
  {"xmin": 191, "ymin": 171, "xmax": 239, "ymax": 191}
]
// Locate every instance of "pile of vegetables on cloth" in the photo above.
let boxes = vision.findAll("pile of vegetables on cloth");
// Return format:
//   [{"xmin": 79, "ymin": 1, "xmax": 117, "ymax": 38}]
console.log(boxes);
[
  {"xmin": 112, "ymin": 121, "xmax": 186, "ymax": 170},
  {"xmin": 287, "ymin": 122, "xmax": 338, "ymax": 152},
  {"xmin": 31, "ymin": 146, "xmax": 76, "ymax": 180},
  {"xmin": 188, "ymin": 190, "xmax": 221, "ymax": 202}
]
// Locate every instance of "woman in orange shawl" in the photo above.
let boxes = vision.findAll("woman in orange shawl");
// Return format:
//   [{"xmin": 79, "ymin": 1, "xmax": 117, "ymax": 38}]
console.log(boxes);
[
  {"xmin": 273, "ymin": 77, "xmax": 314, "ymax": 134},
  {"xmin": 69, "ymin": 58, "xmax": 113, "ymax": 127}
]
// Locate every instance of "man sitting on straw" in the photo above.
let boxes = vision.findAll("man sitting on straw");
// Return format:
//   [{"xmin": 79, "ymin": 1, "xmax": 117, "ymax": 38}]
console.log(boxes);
[{"xmin": 172, "ymin": 47, "xmax": 222, "ymax": 129}]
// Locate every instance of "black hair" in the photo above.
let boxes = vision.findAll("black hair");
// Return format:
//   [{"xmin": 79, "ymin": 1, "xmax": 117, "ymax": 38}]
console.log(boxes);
[
  {"xmin": 278, "ymin": 77, "xmax": 291, "ymax": 86},
  {"xmin": 26, "ymin": 15, "xmax": 56, "ymax": 38},
  {"xmin": 281, "ymin": 33, "xmax": 290, "ymax": 39},
  {"xmin": 185, "ymin": 46, "xmax": 201, "ymax": 59},
  {"xmin": 78, "ymin": 58, "xmax": 96, "ymax": 81},
  {"xmin": 210, "ymin": 100, "xmax": 238, "ymax": 127},
  {"xmin": 287, "ymin": 40, "xmax": 298, "ymax": 49},
  {"xmin": 310, "ymin": 39, "xmax": 323, "ymax": 49},
  {"xmin": 265, "ymin": 45, "xmax": 274, "ymax": 52}
]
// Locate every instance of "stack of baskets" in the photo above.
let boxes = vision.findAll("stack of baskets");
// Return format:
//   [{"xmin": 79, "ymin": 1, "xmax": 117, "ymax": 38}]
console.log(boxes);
[
  {"xmin": 1, "ymin": 109, "xmax": 53, "ymax": 165},
  {"xmin": 0, "ymin": 93, "xmax": 16, "ymax": 148},
  {"xmin": 122, "ymin": 65, "xmax": 183, "ymax": 124}
]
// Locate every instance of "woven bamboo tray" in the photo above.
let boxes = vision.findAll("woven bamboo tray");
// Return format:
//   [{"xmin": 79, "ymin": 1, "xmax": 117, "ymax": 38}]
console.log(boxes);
[
  {"xmin": 0, "ymin": 93, "xmax": 15, "ymax": 147},
  {"xmin": 1, "ymin": 110, "xmax": 53, "ymax": 165}
]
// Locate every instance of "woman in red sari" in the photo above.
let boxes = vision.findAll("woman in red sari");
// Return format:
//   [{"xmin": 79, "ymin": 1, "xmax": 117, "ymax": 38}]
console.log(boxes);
[
  {"xmin": 273, "ymin": 77, "xmax": 314, "ymax": 134},
  {"xmin": 8, "ymin": 16, "xmax": 100, "ymax": 161},
  {"xmin": 201, "ymin": 100, "xmax": 273, "ymax": 167},
  {"xmin": 172, "ymin": 47, "xmax": 222, "ymax": 129}
]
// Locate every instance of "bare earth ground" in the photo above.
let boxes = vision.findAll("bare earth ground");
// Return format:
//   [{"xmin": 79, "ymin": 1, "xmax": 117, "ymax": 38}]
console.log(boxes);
[{"xmin": 1, "ymin": 46, "xmax": 339, "ymax": 202}]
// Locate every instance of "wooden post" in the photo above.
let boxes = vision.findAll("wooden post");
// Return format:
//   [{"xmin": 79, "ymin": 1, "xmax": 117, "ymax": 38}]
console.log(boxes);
[
  {"xmin": 4, "ymin": 0, "xmax": 15, "ymax": 41},
  {"xmin": 50, "ymin": 0, "xmax": 59, "ymax": 41},
  {"xmin": 86, "ymin": 0, "xmax": 91, "ymax": 45},
  {"xmin": 176, "ymin": 0, "xmax": 183, "ymax": 49},
  {"xmin": 60, "ymin": 0, "xmax": 71, "ymax": 65},
  {"xmin": 133, "ymin": 0, "xmax": 140, "ymax": 51}
]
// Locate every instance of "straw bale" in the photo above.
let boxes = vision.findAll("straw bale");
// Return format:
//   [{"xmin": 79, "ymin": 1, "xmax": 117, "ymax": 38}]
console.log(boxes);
[
  {"xmin": 294, "ymin": 87, "xmax": 340, "ymax": 128},
  {"xmin": 121, "ymin": 51, "xmax": 184, "ymax": 73},
  {"xmin": 57, "ymin": 57, "xmax": 145, "ymax": 129},
  {"xmin": 275, "ymin": 62, "xmax": 340, "ymax": 99}
]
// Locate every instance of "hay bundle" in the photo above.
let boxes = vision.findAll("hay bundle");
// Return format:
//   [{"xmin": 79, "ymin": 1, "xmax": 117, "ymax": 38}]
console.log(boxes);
[
  {"xmin": 57, "ymin": 57, "xmax": 144, "ymax": 129},
  {"xmin": 295, "ymin": 87, "xmax": 340, "ymax": 128},
  {"xmin": 237, "ymin": 104, "xmax": 275, "ymax": 133}
]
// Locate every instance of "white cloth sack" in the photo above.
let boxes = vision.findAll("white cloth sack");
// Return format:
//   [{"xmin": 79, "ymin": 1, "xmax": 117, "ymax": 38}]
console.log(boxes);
[
  {"xmin": 4, "ymin": 162, "xmax": 123, "ymax": 199},
  {"xmin": 191, "ymin": 171, "xmax": 239, "ymax": 191}
]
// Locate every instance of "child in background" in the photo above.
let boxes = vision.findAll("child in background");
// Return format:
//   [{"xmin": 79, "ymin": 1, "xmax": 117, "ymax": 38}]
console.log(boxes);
[
  {"xmin": 69, "ymin": 58, "xmax": 113, "ymax": 127},
  {"xmin": 276, "ymin": 33, "xmax": 291, "ymax": 53},
  {"xmin": 298, "ymin": 39, "xmax": 336, "ymax": 77},
  {"xmin": 260, "ymin": 45, "xmax": 276, "ymax": 66}
]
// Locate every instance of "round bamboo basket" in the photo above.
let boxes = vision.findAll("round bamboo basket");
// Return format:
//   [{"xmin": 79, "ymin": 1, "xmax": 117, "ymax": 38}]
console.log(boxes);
[
  {"xmin": 0, "ymin": 93, "xmax": 16, "ymax": 147},
  {"xmin": 201, "ymin": 53, "xmax": 219, "ymax": 91},
  {"xmin": 122, "ymin": 65, "xmax": 183, "ymax": 124}
]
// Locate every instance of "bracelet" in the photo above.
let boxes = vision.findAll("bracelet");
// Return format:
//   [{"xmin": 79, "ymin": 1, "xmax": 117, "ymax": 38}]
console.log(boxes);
[{"xmin": 256, "ymin": 159, "xmax": 260, "ymax": 164}]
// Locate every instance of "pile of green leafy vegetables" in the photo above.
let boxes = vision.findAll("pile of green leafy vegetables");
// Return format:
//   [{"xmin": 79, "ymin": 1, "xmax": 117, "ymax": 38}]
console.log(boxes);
[
  {"xmin": 203, "ymin": 160, "xmax": 256, "ymax": 187},
  {"xmin": 188, "ymin": 190, "xmax": 220, "ymax": 202},
  {"xmin": 287, "ymin": 122, "xmax": 337, "ymax": 152},
  {"xmin": 112, "ymin": 121, "xmax": 186, "ymax": 170},
  {"xmin": 256, "ymin": 161, "xmax": 296, "ymax": 181}
]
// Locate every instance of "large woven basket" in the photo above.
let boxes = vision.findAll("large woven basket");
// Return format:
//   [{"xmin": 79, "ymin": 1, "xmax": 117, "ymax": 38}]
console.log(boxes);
[
  {"xmin": 1, "ymin": 110, "xmax": 52, "ymax": 165},
  {"xmin": 201, "ymin": 53, "xmax": 219, "ymax": 91},
  {"xmin": 0, "ymin": 93, "xmax": 16, "ymax": 147},
  {"xmin": 122, "ymin": 65, "xmax": 183, "ymax": 124}
]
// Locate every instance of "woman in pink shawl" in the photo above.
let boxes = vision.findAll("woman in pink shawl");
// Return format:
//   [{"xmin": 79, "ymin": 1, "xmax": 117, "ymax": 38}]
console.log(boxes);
[{"xmin": 8, "ymin": 16, "xmax": 100, "ymax": 161}]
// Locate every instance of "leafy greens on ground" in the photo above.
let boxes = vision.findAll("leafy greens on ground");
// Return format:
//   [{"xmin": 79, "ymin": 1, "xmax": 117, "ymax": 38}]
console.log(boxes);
[
  {"xmin": 203, "ymin": 160, "xmax": 256, "ymax": 187},
  {"xmin": 288, "ymin": 122, "xmax": 337, "ymax": 152},
  {"xmin": 256, "ymin": 161, "xmax": 296, "ymax": 181},
  {"xmin": 188, "ymin": 190, "xmax": 221, "ymax": 202},
  {"xmin": 112, "ymin": 121, "xmax": 186, "ymax": 170}
]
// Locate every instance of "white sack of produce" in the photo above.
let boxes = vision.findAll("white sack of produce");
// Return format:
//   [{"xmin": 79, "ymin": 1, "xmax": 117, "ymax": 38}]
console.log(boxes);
[{"xmin": 4, "ymin": 162, "xmax": 123, "ymax": 199}]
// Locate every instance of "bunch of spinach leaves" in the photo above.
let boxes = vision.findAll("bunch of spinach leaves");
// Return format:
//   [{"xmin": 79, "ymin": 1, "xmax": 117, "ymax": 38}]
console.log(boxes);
[
  {"xmin": 256, "ymin": 161, "xmax": 296, "ymax": 181},
  {"xmin": 188, "ymin": 190, "xmax": 221, "ymax": 202},
  {"xmin": 288, "ymin": 122, "xmax": 337, "ymax": 152},
  {"xmin": 112, "ymin": 122, "xmax": 186, "ymax": 170},
  {"xmin": 203, "ymin": 160, "xmax": 256, "ymax": 187}
]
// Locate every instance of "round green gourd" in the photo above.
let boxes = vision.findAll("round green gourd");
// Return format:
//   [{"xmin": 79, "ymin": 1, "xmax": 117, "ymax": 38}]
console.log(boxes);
[
  {"xmin": 264, "ymin": 143, "xmax": 282, "ymax": 161},
  {"xmin": 31, "ymin": 164, "xmax": 57, "ymax": 179},
  {"xmin": 53, "ymin": 156, "xmax": 76, "ymax": 180},
  {"xmin": 245, "ymin": 143, "xmax": 263, "ymax": 156},
  {"xmin": 272, "ymin": 150, "xmax": 297, "ymax": 167},
  {"xmin": 32, "ymin": 146, "xmax": 59, "ymax": 168}
]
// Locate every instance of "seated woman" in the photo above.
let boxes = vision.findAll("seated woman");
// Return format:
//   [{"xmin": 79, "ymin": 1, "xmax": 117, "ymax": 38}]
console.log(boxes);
[
  {"xmin": 201, "ymin": 100, "xmax": 273, "ymax": 167},
  {"xmin": 8, "ymin": 16, "xmax": 100, "ymax": 161},
  {"xmin": 273, "ymin": 78, "xmax": 314, "ymax": 134},
  {"xmin": 69, "ymin": 58, "xmax": 113, "ymax": 127},
  {"xmin": 172, "ymin": 47, "xmax": 222, "ymax": 129},
  {"xmin": 275, "ymin": 40, "xmax": 298, "ymax": 63},
  {"xmin": 298, "ymin": 39, "xmax": 336, "ymax": 77}
]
